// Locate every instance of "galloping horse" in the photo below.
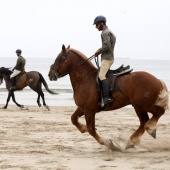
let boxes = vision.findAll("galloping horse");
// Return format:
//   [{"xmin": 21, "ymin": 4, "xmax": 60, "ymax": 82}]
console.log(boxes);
[
  {"xmin": 48, "ymin": 45, "xmax": 169, "ymax": 150},
  {"xmin": 0, "ymin": 67, "xmax": 56, "ymax": 110}
]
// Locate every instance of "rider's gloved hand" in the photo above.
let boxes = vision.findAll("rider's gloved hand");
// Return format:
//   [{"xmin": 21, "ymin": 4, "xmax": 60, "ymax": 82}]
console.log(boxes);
[{"xmin": 94, "ymin": 49, "xmax": 102, "ymax": 57}]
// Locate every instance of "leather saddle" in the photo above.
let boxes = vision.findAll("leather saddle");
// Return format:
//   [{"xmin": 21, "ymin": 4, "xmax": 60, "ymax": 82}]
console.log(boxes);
[
  {"xmin": 96, "ymin": 64, "xmax": 133, "ymax": 92},
  {"xmin": 13, "ymin": 71, "xmax": 26, "ymax": 80}
]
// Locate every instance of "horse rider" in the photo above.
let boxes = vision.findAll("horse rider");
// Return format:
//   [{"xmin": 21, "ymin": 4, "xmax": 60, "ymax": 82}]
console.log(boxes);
[
  {"xmin": 10, "ymin": 49, "xmax": 26, "ymax": 90},
  {"xmin": 93, "ymin": 15, "xmax": 116, "ymax": 105}
]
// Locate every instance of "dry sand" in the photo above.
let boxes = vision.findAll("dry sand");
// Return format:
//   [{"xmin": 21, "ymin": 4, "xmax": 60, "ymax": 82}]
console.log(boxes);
[{"xmin": 0, "ymin": 104, "xmax": 170, "ymax": 170}]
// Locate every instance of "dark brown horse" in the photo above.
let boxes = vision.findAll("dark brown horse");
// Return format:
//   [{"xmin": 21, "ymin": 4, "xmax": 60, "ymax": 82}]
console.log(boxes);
[
  {"xmin": 48, "ymin": 45, "xmax": 169, "ymax": 150},
  {"xmin": 0, "ymin": 67, "xmax": 56, "ymax": 110}
]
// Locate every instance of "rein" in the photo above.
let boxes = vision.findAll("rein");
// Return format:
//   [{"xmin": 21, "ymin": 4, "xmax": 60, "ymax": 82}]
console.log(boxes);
[
  {"xmin": 94, "ymin": 56, "xmax": 100, "ymax": 69},
  {"xmin": 72, "ymin": 54, "xmax": 96, "ymax": 70}
]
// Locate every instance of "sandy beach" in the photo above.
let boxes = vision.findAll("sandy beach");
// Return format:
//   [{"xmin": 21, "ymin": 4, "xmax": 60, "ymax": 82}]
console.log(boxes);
[{"xmin": 0, "ymin": 104, "xmax": 170, "ymax": 170}]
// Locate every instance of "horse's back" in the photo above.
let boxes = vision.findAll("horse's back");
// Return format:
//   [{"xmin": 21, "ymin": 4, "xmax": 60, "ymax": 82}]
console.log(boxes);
[
  {"xmin": 115, "ymin": 71, "xmax": 163, "ymax": 108},
  {"xmin": 18, "ymin": 71, "xmax": 40, "ymax": 84},
  {"xmin": 129, "ymin": 71, "xmax": 160, "ymax": 85},
  {"xmin": 21, "ymin": 71, "xmax": 39, "ymax": 78}
]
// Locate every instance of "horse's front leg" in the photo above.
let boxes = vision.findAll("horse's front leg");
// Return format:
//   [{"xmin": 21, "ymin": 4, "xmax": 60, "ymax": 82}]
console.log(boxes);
[
  {"xmin": 11, "ymin": 91, "xmax": 24, "ymax": 108},
  {"xmin": 71, "ymin": 107, "xmax": 87, "ymax": 133},
  {"xmin": 84, "ymin": 110, "xmax": 121, "ymax": 150},
  {"xmin": 3, "ymin": 90, "xmax": 12, "ymax": 109},
  {"xmin": 3, "ymin": 90, "xmax": 18, "ymax": 109}
]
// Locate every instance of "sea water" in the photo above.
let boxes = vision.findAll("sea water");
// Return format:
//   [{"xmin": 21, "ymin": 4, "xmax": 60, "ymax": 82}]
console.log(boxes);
[{"xmin": 0, "ymin": 57, "xmax": 170, "ymax": 106}]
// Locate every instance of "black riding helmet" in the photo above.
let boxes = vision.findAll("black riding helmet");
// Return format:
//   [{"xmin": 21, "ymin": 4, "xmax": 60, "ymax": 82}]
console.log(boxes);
[
  {"xmin": 16, "ymin": 49, "xmax": 22, "ymax": 54},
  {"xmin": 93, "ymin": 15, "xmax": 106, "ymax": 25}
]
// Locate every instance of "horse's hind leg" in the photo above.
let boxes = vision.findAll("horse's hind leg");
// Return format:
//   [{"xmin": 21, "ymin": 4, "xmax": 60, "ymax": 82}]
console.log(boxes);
[
  {"xmin": 126, "ymin": 108, "xmax": 149, "ymax": 149},
  {"xmin": 36, "ymin": 90, "xmax": 50, "ymax": 110},
  {"xmin": 37, "ymin": 93, "xmax": 41, "ymax": 107},
  {"xmin": 30, "ymin": 87, "xmax": 42, "ymax": 108},
  {"xmin": 30, "ymin": 82, "xmax": 49, "ymax": 110},
  {"xmin": 71, "ymin": 107, "xmax": 87, "ymax": 133},
  {"xmin": 40, "ymin": 91, "xmax": 50, "ymax": 110},
  {"xmin": 145, "ymin": 106, "xmax": 165, "ymax": 139}
]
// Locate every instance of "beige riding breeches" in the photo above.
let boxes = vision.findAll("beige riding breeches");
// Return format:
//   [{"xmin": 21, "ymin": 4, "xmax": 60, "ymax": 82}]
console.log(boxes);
[
  {"xmin": 99, "ymin": 59, "xmax": 114, "ymax": 80},
  {"xmin": 10, "ymin": 69, "xmax": 21, "ymax": 78}
]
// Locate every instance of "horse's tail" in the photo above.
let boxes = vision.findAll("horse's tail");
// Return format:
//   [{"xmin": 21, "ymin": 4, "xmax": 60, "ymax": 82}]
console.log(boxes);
[
  {"xmin": 155, "ymin": 79, "xmax": 169, "ymax": 110},
  {"xmin": 38, "ymin": 73, "xmax": 57, "ymax": 95}
]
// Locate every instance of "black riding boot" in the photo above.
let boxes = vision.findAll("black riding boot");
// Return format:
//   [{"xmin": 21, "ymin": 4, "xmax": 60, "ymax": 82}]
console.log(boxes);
[
  {"xmin": 10, "ymin": 77, "xmax": 16, "ymax": 90},
  {"xmin": 101, "ymin": 79, "xmax": 113, "ymax": 105}
]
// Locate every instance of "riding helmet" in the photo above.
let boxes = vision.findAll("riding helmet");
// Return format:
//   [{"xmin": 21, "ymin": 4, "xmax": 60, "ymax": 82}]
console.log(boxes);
[
  {"xmin": 16, "ymin": 49, "xmax": 22, "ymax": 54},
  {"xmin": 93, "ymin": 15, "xmax": 106, "ymax": 25}
]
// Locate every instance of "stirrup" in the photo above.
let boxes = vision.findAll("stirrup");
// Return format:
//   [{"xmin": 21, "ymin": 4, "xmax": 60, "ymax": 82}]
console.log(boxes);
[
  {"xmin": 103, "ymin": 97, "xmax": 113, "ymax": 105},
  {"xmin": 10, "ymin": 86, "xmax": 16, "ymax": 90}
]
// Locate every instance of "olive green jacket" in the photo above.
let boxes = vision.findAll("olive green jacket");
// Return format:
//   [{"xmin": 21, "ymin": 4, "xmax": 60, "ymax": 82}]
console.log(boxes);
[
  {"xmin": 99, "ymin": 26, "xmax": 116, "ymax": 60},
  {"xmin": 13, "ymin": 56, "xmax": 26, "ymax": 72}
]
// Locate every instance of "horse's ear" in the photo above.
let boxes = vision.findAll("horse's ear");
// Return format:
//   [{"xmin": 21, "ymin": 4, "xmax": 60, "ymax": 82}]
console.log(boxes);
[
  {"xmin": 62, "ymin": 44, "xmax": 66, "ymax": 52},
  {"xmin": 67, "ymin": 45, "xmax": 70, "ymax": 49}
]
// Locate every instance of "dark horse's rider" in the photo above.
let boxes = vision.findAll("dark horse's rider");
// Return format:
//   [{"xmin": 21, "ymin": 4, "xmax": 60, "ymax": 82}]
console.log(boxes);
[
  {"xmin": 93, "ymin": 15, "xmax": 116, "ymax": 105},
  {"xmin": 10, "ymin": 49, "xmax": 26, "ymax": 90}
]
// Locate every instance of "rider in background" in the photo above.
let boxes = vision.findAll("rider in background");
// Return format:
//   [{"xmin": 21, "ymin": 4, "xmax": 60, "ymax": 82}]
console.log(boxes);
[
  {"xmin": 93, "ymin": 15, "xmax": 116, "ymax": 106},
  {"xmin": 10, "ymin": 49, "xmax": 26, "ymax": 90}
]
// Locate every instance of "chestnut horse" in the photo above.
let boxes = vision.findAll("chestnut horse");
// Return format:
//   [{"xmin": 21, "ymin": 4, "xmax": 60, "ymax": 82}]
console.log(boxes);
[
  {"xmin": 0, "ymin": 67, "xmax": 56, "ymax": 110},
  {"xmin": 48, "ymin": 45, "xmax": 169, "ymax": 150}
]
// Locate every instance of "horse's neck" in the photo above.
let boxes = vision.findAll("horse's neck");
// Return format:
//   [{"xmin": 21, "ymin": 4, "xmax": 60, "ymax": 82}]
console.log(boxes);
[
  {"xmin": 68, "ymin": 50, "xmax": 97, "ymax": 91},
  {"xmin": 3, "ymin": 74, "xmax": 10, "ymax": 85},
  {"xmin": 69, "ymin": 62, "xmax": 97, "ymax": 91}
]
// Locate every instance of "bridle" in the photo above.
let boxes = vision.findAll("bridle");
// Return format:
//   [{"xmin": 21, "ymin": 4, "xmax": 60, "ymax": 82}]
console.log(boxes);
[
  {"xmin": 50, "ymin": 49, "xmax": 96, "ymax": 78},
  {"xmin": 51, "ymin": 50, "xmax": 71, "ymax": 78}
]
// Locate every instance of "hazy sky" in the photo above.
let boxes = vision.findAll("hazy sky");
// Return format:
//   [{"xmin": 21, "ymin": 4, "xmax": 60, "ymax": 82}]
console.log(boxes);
[{"xmin": 0, "ymin": 0, "xmax": 170, "ymax": 60}]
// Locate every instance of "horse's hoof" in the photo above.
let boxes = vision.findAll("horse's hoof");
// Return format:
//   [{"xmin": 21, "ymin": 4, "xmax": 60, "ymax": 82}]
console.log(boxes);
[
  {"xmin": 150, "ymin": 129, "xmax": 156, "ymax": 139},
  {"xmin": 45, "ymin": 105, "xmax": 50, "ymax": 111},
  {"xmin": 105, "ymin": 139, "xmax": 114, "ymax": 149},
  {"xmin": 105, "ymin": 139, "xmax": 122, "ymax": 151},
  {"xmin": 125, "ymin": 143, "xmax": 134, "ymax": 149},
  {"xmin": 146, "ymin": 128, "xmax": 156, "ymax": 139},
  {"xmin": 126, "ymin": 140, "xmax": 135, "ymax": 149}
]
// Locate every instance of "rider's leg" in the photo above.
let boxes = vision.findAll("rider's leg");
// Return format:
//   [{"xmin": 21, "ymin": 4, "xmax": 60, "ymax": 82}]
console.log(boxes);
[
  {"xmin": 99, "ymin": 59, "xmax": 113, "ymax": 105},
  {"xmin": 10, "ymin": 70, "xmax": 21, "ymax": 90},
  {"xmin": 10, "ymin": 77, "xmax": 16, "ymax": 90},
  {"xmin": 101, "ymin": 79, "xmax": 113, "ymax": 104}
]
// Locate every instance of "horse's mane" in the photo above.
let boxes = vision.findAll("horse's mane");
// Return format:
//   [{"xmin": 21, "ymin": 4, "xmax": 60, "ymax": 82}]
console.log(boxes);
[
  {"xmin": 0, "ymin": 67, "xmax": 12, "ymax": 74},
  {"xmin": 70, "ymin": 48, "xmax": 87, "ymax": 60},
  {"xmin": 69, "ymin": 48, "xmax": 95, "ymax": 68}
]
